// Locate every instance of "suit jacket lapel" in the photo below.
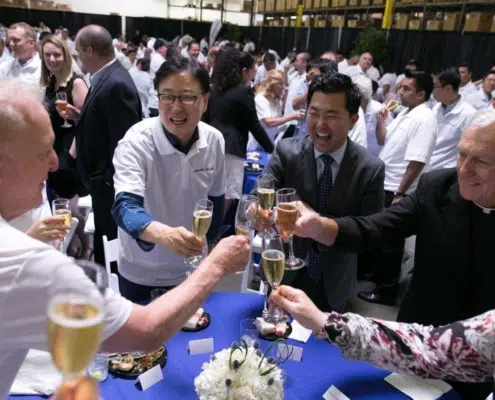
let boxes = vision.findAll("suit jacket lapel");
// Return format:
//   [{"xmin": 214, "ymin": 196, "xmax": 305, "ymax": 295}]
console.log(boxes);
[
  {"xmin": 301, "ymin": 138, "xmax": 318, "ymax": 210},
  {"xmin": 79, "ymin": 60, "xmax": 119, "ymax": 119}
]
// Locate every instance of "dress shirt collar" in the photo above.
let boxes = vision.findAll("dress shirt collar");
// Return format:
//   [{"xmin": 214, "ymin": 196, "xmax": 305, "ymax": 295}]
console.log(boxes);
[
  {"xmin": 478, "ymin": 86, "xmax": 491, "ymax": 101},
  {"xmin": 90, "ymin": 58, "xmax": 117, "ymax": 87},
  {"xmin": 314, "ymin": 139, "xmax": 347, "ymax": 167},
  {"xmin": 474, "ymin": 202, "xmax": 495, "ymax": 215},
  {"xmin": 162, "ymin": 123, "xmax": 199, "ymax": 155},
  {"xmin": 442, "ymin": 96, "xmax": 461, "ymax": 115},
  {"xmin": 13, "ymin": 52, "xmax": 40, "ymax": 69}
]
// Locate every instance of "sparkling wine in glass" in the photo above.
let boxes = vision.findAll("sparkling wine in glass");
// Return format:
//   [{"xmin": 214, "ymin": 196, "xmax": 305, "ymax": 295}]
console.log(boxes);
[
  {"xmin": 275, "ymin": 188, "xmax": 305, "ymax": 270},
  {"xmin": 256, "ymin": 174, "xmax": 276, "ymax": 237},
  {"xmin": 52, "ymin": 198, "xmax": 72, "ymax": 254},
  {"xmin": 185, "ymin": 199, "xmax": 213, "ymax": 269},
  {"xmin": 56, "ymin": 92, "xmax": 72, "ymax": 128},
  {"xmin": 235, "ymin": 194, "xmax": 257, "ymax": 237},
  {"xmin": 261, "ymin": 234, "xmax": 287, "ymax": 323},
  {"xmin": 47, "ymin": 260, "xmax": 107, "ymax": 395}
]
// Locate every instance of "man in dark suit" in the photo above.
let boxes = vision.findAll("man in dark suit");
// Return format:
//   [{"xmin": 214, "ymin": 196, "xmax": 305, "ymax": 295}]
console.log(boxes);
[
  {"xmin": 292, "ymin": 109, "xmax": 495, "ymax": 399},
  {"xmin": 68, "ymin": 25, "xmax": 142, "ymax": 266},
  {"xmin": 264, "ymin": 73, "xmax": 385, "ymax": 312}
]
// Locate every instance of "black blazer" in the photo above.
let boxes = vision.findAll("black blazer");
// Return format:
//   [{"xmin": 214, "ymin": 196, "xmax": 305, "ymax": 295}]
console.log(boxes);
[
  {"xmin": 203, "ymin": 84, "xmax": 274, "ymax": 158},
  {"xmin": 335, "ymin": 168, "xmax": 495, "ymax": 326},
  {"xmin": 74, "ymin": 60, "xmax": 142, "ymax": 190},
  {"xmin": 265, "ymin": 136, "xmax": 385, "ymax": 309}
]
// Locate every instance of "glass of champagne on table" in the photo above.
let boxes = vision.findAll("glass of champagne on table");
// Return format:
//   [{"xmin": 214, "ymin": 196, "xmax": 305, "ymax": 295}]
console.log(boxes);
[
  {"xmin": 256, "ymin": 174, "xmax": 276, "ymax": 237},
  {"xmin": 47, "ymin": 260, "xmax": 107, "ymax": 397},
  {"xmin": 185, "ymin": 199, "xmax": 213, "ymax": 269},
  {"xmin": 276, "ymin": 188, "xmax": 305, "ymax": 270},
  {"xmin": 56, "ymin": 92, "xmax": 72, "ymax": 128},
  {"xmin": 52, "ymin": 198, "xmax": 72, "ymax": 254},
  {"xmin": 261, "ymin": 234, "xmax": 287, "ymax": 323}
]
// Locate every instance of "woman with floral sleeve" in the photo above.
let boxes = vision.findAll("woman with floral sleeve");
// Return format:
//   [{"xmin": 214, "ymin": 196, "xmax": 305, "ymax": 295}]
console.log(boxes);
[{"xmin": 270, "ymin": 286, "xmax": 495, "ymax": 387}]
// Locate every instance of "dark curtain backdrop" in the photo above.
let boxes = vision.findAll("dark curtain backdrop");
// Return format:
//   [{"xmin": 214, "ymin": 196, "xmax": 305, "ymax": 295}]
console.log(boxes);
[{"xmin": 0, "ymin": 6, "xmax": 121, "ymax": 37}]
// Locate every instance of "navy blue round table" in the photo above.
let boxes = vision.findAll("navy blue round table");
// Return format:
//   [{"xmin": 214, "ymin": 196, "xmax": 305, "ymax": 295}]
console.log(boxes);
[
  {"xmin": 9, "ymin": 292, "xmax": 460, "ymax": 400},
  {"xmin": 243, "ymin": 151, "xmax": 270, "ymax": 195}
]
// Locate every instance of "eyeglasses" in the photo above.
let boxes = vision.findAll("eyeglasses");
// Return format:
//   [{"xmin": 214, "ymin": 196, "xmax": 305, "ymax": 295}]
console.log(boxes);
[
  {"xmin": 433, "ymin": 85, "xmax": 445, "ymax": 89},
  {"xmin": 158, "ymin": 94, "xmax": 202, "ymax": 105}
]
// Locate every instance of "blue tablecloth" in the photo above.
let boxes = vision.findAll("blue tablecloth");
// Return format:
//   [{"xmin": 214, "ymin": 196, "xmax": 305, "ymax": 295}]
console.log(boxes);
[
  {"xmin": 9, "ymin": 292, "xmax": 460, "ymax": 400},
  {"xmin": 243, "ymin": 151, "xmax": 270, "ymax": 194}
]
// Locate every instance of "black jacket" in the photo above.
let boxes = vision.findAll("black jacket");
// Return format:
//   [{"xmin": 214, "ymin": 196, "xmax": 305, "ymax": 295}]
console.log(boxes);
[{"xmin": 203, "ymin": 84, "xmax": 274, "ymax": 158}]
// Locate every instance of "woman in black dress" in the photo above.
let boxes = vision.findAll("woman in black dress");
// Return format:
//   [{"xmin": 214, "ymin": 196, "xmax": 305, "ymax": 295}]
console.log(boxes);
[
  {"xmin": 204, "ymin": 49, "xmax": 274, "ymax": 215},
  {"xmin": 40, "ymin": 34, "xmax": 91, "ymax": 258}
]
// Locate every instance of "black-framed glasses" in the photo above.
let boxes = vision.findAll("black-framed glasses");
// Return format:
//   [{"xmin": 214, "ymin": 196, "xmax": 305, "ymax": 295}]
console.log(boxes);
[{"xmin": 158, "ymin": 94, "xmax": 202, "ymax": 105}]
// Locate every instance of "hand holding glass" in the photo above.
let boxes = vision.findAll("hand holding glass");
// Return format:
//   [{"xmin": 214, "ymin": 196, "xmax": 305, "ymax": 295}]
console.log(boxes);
[
  {"xmin": 52, "ymin": 198, "xmax": 71, "ymax": 254},
  {"xmin": 235, "ymin": 194, "xmax": 257, "ymax": 237},
  {"xmin": 185, "ymin": 199, "xmax": 213, "ymax": 269},
  {"xmin": 56, "ymin": 92, "xmax": 72, "ymax": 128},
  {"xmin": 275, "ymin": 188, "xmax": 305, "ymax": 270},
  {"xmin": 256, "ymin": 174, "xmax": 276, "ymax": 237}
]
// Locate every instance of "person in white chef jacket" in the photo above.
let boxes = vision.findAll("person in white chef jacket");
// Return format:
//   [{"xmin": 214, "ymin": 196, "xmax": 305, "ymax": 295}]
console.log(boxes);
[
  {"xmin": 429, "ymin": 67, "xmax": 476, "ymax": 171},
  {"xmin": 466, "ymin": 70, "xmax": 495, "ymax": 110},
  {"xmin": 457, "ymin": 63, "xmax": 478, "ymax": 98},
  {"xmin": 112, "ymin": 56, "xmax": 227, "ymax": 302}
]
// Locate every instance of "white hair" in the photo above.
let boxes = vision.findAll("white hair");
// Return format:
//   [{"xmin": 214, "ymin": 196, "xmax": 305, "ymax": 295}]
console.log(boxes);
[
  {"xmin": 352, "ymin": 74, "xmax": 373, "ymax": 103},
  {"xmin": 468, "ymin": 108, "xmax": 495, "ymax": 129},
  {"xmin": 0, "ymin": 77, "xmax": 44, "ymax": 150}
]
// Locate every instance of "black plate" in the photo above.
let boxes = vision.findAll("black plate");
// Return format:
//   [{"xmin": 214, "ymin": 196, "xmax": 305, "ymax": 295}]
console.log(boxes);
[
  {"xmin": 109, "ymin": 346, "xmax": 167, "ymax": 378},
  {"xmin": 258, "ymin": 322, "xmax": 292, "ymax": 341},
  {"xmin": 181, "ymin": 311, "xmax": 211, "ymax": 332}
]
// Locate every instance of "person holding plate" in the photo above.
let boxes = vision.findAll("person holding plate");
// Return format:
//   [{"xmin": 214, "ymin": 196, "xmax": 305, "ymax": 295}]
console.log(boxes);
[{"xmin": 111, "ymin": 55, "xmax": 226, "ymax": 304}]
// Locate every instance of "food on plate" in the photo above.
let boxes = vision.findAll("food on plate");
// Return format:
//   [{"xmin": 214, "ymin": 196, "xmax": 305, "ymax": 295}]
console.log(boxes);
[
  {"xmin": 255, "ymin": 317, "xmax": 287, "ymax": 337},
  {"xmin": 252, "ymin": 163, "xmax": 260, "ymax": 171},
  {"xmin": 110, "ymin": 347, "xmax": 165, "ymax": 375},
  {"xmin": 183, "ymin": 307, "xmax": 208, "ymax": 329}
]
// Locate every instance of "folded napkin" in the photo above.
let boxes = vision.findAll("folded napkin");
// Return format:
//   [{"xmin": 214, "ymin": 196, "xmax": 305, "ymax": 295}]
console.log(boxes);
[
  {"xmin": 385, "ymin": 373, "xmax": 452, "ymax": 400},
  {"xmin": 288, "ymin": 320, "xmax": 313, "ymax": 343},
  {"xmin": 10, "ymin": 350, "xmax": 62, "ymax": 395}
]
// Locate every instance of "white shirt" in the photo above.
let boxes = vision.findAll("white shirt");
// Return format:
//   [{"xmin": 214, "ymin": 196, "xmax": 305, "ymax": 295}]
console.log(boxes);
[
  {"xmin": 337, "ymin": 59, "xmax": 348, "ymax": 73},
  {"xmin": 120, "ymin": 56, "xmax": 136, "ymax": 71},
  {"xmin": 466, "ymin": 87, "xmax": 491, "ymax": 110},
  {"xmin": 0, "ymin": 53, "xmax": 41, "ymax": 86},
  {"xmin": 314, "ymin": 139, "xmax": 347, "ymax": 183},
  {"xmin": 243, "ymin": 42, "xmax": 255, "ymax": 53},
  {"xmin": 130, "ymin": 69, "xmax": 152, "ymax": 118},
  {"xmin": 147, "ymin": 52, "xmax": 165, "ymax": 110},
  {"xmin": 255, "ymin": 94, "xmax": 282, "ymax": 141},
  {"xmin": 365, "ymin": 100, "xmax": 392, "ymax": 157},
  {"xmin": 430, "ymin": 98, "xmax": 475, "ymax": 170},
  {"xmin": 0, "ymin": 214, "xmax": 132, "ymax": 399},
  {"xmin": 396, "ymin": 73, "xmax": 406, "ymax": 87},
  {"xmin": 284, "ymin": 73, "xmax": 305, "ymax": 124},
  {"xmin": 9, "ymin": 186, "xmax": 51, "ymax": 233},
  {"xmin": 459, "ymin": 81, "xmax": 477, "ymax": 97},
  {"xmin": 366, "ymin": 65, "xmax": 380, "ymax": 81},
  {"xmin": 280, "ymin": 57, "xmax": 291, "ymax": 69},
  {"xmin": 65, "ymin": 39, "xmax": 76, "ymax": 56},
  {"xmin": 348, "ymin": 107, "xmax": 367, "ymax": 148},
  {"xmin": 253, "ymin": 63, "xmax": 283, "ymax": 85},
  {"xmin": 344, "ymin": 64, "xmax": 364, "ymax": 78},
  {"xmin": 379, "ymin": 102, "xmax": 438, "ymax": 193},
  {"xmin": 113, "ymin": 118, "xmax": 226, "ymax": 286},
  {"xmin": 0, "ymin": 50, "xmax": 13, "ymax": 67},
  {"xmin": 181, "ymin": 48, "xmax": 207, "ymax": 64},
  {"xmin": 379, "ymin": 72, "xmax": 397, "ymax": 88}
]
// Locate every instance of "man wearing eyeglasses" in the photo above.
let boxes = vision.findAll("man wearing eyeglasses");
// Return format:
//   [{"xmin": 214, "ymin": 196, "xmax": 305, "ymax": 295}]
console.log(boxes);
[{"xmin": 111, "ymin": 56, "xmax": 226, "ymax": 302}]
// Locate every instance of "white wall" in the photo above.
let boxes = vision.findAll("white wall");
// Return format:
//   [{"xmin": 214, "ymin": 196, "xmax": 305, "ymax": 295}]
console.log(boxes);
[{"xmin": 52, "ymin": 0, "xmax": 255, "ymax": 26}]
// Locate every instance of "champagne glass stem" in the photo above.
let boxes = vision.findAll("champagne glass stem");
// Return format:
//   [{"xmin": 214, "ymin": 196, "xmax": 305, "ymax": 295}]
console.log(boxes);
[
  {"xmin": 60, "ymin": 237, "xmax": 65, "ymax": 255},
  {"xmin": 262, "ymin": 281, "xmax": 270, "ymax": 320},
  {"xmin": 287, "ymin": 234, "xmax": 296, "ymax": 262}
]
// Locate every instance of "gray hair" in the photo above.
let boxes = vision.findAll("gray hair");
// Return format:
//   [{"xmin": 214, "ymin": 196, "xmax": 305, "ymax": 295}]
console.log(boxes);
[
  {"xmin": 468, "ymin": 108, "xmax": 495, "ymax": 129},
  {"xmin": 352, "ymin": 74, "xmax": 373, "ymax": 103},
  {"xmin": 76, "ymin": 24, "xmax": 114, "ymax": 57},
  {"xmin": 0, "ymin": 78, "xmax": 43, "ymax": 152}
]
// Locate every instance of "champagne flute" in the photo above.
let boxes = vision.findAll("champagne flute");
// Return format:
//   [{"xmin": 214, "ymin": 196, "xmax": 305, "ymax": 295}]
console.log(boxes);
[
  {"xmin": 276, "ymin": 188, "xmax": 305, "ymax": 270},
  {"xmin": 235, "ymin": 194, "xmax": 257, "ymax": 237},
  {"xmin": 261, "ymin": 234, "xmax": 287, "ymax": 323},
  {"xmin": 52, "ymin": 198, "xmax": 72, "ymax": 254},
  {"xmin": 47, "ymin": 260, "xmax": 107, "ymax": 394},
  {"xmin": 56, "ymin": 92, "xmax": 72, "ymax": 128},
  {"xmin": 256, "ymin": 174, "xmax": 276, "ymax": 237},
  {"xmin": 185, "ymin": 199, "xmax": 213, "ymax": 269}
]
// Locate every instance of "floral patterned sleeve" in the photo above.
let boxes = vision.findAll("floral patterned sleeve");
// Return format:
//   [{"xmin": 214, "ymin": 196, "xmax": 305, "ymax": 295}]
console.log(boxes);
[{"xmin": 323, "ymin": 310, "xmax": 495, "ymax": 382}]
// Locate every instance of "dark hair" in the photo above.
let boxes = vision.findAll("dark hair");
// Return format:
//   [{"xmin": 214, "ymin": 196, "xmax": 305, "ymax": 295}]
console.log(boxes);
[
  {"xmin": 212, "ymin": 49, "xmax": 254, "ymax": 92},
  {"xmin": 39, "ymin": 31, "xmax": 51, "ymax": 42},
  {"xmin": 406, "ymin": 59, "xmax": 419, "ymax": 69},
  {"xmin": 336, "ymin": 48, "xmax": 346, "ymax": 57},
  {"xmin": 138, "ymin": 58, "xmax": 150, "ymax": 72},
  {"xmin": 299, "ymin": 52, "xmax": 311, "ymax": 64},
  {"xmin": 263, "ymin": 52, "xmax": 276, "ymax": 64},
  {"xmin": 187, "ymin": 40, "xmax": 199, "ymax": 50},
  {"xmin": 154, "ymin": 38, "xmax": 167, "ymax": 51},
  {"xmin": 126, "ymin": 48, "xmax": 137, "ymax": 56},
  {"xmin": 371, "ymin": 80, "xmax": 378, "ymax": 96},
  {"xmin": 154, "ymin": 56, "xmax": 210, "ymax": 93},
  {"xmin": 307, "ymin": 57, "xmax": 337, "ymax": 74},
  {"xmin": 457, "ymin": 63, "xmax": 472, "ymax": 73},
  {"xmin": 404, "ymin": 69, "xmax": 433, "ymax": 101},
  {"xmin": 435, "ymin": 67, "xmax": 461, "ymax": 92},
  {"xmin": 308, "ymin": 73, "xmax": 361, "ymax": 116},
  {"xmin": 483, "ymin": 69, "xmax": 495, "ymax": 79},
  {"xmin": 165, "ymin": 45, "xmax": 178, "ymax": 60}
]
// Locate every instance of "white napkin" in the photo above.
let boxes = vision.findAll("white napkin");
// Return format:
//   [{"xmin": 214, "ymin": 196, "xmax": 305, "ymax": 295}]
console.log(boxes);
[
  {"xmin": 288, "ymin": 320, "xmax": 313, "ymax": 343},
  {"xmin": 10, "ymin": 350, "xmax": 62, "ymax": 395},
  {"xmin": 322, "ymin": 385, "xmax": 351, "ymax": 400},
  {"xmin": 385, "ymin": 373, "xmax": 452, "ymax": 400}
]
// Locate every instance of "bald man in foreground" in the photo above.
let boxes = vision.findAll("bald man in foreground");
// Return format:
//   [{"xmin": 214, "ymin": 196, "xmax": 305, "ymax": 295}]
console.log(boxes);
[
  {"xmin": 292, "ymin": 109, "xmax": 495, "ymax": 400},
  {"xmin": 0, "ymin": 78, "xmax": 249, "ymax": 399},
  {"xmin": 65, "ymin": 24, "xmax": 142, "ymax": 268}
]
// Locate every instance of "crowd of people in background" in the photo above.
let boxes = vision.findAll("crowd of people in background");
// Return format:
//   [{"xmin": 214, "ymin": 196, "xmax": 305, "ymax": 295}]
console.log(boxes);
[{"xmin": 1, "ymin": 18, "xmax": 495, "ymax": 400}]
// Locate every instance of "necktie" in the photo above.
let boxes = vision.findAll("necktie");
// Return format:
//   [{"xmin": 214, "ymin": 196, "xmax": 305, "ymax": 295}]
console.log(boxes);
[{"xmin": 307, "ymin": 154, "xmax": 333, "ymax": 281}]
